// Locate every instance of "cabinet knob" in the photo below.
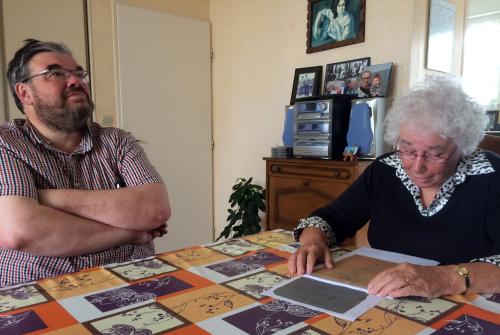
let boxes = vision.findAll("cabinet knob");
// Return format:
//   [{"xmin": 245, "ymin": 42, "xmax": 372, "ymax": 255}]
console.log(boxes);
[
  {"xmin": 271, "ymin": 165, "xmax": 281, "ymax": 173},
  {"xmin": 332, "ymin": 169, "xmax": 341, "ymax": 177},
  {"xmin": 302, "ymin": 180, "xmax": 310, "ymax": 187}
]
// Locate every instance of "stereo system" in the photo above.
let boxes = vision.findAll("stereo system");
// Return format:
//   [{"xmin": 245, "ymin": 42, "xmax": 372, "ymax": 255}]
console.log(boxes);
[
  {"xmin": 293, "ymin": 95, "xmax": 351, "ymax": 159},
  {"xmin": 291, "ymin": 96, "xmax": 389, "ymax": 159}
]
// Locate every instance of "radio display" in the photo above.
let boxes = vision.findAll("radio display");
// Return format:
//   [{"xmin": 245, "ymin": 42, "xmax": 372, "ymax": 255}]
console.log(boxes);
[{"xmin": 295, "ymin": 121, "xmax": 329, "ymax": 133}]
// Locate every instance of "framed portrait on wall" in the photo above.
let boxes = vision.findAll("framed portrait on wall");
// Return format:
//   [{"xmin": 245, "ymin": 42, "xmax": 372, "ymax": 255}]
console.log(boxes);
[
  {"xmin": 290, "ymin": 66, "xmax": 322, "ymax": 104},
  {"xmin": 307, "ymin": 0, "xmax": 366, "ymax": 54}
]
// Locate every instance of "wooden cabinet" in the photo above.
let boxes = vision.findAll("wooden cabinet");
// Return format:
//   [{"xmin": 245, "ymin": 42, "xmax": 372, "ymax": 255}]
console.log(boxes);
[{"xmin": 264, "ymin": 158, "xmax": 371, "ymax": 235}]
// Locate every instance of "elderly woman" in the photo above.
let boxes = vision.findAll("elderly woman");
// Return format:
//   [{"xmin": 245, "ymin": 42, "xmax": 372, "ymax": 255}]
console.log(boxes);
[{"xmin": 288, "ymin": 76, "xmax": 500, "ymax": 298}]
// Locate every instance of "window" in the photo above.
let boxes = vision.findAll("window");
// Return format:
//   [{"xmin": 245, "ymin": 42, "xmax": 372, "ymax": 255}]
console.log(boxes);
[{"xmin": 463, "ymin": 3, "xmax": 500, "ymax": 111}]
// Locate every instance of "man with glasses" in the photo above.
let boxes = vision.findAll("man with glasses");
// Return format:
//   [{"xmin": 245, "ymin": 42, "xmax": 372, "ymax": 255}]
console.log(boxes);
[
  {"xmin": 0, "ymin": 39, "xmax": 171, "ymax": 287},
  {"xmin": 358, "ymin": 70, "xmax": 371, "ymax": 97},
  {"xmin": 289, "ymin": 76, "xmax": 500, "ymax": 297}
]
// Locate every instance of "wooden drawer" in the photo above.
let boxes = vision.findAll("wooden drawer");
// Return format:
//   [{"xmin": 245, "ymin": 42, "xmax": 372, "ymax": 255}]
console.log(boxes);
[
  {"xmin": 269, "ymin": 161, "xmax": 354, "ymax": 182},
  {"xmin": 267, "ymin": 175, "xmax": 349, "ymax": 231},
  {"xmin": 264, "ymin": 158, "xmax": 371, "ymax": 232}
]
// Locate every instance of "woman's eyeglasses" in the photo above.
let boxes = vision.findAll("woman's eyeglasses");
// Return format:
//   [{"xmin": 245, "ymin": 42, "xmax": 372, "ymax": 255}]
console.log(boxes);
[{"xmin": 395, "ymin": 139, "xmax": 457, "ymax": 164}]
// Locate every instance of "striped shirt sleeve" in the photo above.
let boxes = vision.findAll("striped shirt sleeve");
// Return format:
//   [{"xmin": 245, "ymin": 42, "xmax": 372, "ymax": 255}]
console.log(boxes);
[
  {"xmin": 0, "ymin": 147, "xmax": 38, "ymax": 199},
  {"xmin": 118, "ymin": 133, "xmax": 163, "ymax": 187}
]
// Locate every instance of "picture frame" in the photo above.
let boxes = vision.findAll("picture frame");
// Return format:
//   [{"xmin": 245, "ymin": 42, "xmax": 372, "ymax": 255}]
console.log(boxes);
[
  {"xmin": 290, "ymin": 66, "xmax": 322, "ymax": 104},
  {"xmin": 324, "ymin": 57, "xmax": 370, "ymax": 95},
  {"xmin": 426, "ymin": 0, "xmax": 457, "ymax": 73},
  {"xmin": 485, "ymin": 110, "xmax": 499, "ymax": 131},
  {"xmin": 357, "ymin": 62, "xmax": 393, "ymax": 98},
  {"xmin": 307, "ymin": 0, "xmax": 366, "ymax": 54}
]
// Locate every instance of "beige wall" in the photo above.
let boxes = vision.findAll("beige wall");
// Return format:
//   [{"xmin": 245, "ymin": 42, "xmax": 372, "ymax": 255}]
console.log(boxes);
[
  {"xmin": 210, "ymin": 0, "xmax": 461, "ymax": 235},
  {"xmin": 87, "ymin": 0, "xmax": 209, "ymax": 126}
]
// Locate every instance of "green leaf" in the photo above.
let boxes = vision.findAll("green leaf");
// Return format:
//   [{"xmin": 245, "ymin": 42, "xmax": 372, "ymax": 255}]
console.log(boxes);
[{"xmin": 218, "ymin": 177, "xmax": 266, "ymax": 239}]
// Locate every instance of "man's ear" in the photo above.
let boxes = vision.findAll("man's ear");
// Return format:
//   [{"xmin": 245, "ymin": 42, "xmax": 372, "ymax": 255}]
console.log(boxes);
[{"xmin": 14, "ymin": 83, "xmax": 33, "ymax": 106}]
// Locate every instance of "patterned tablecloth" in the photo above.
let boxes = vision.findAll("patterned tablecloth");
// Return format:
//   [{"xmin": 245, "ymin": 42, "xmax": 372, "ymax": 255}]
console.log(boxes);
[{"xmin": 0, "ymin": 229, "xmax": 499, "ymax": 334}]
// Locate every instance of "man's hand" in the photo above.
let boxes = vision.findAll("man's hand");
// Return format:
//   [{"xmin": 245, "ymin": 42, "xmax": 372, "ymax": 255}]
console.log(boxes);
[
  {"xmin": 367, "ymin": 263, "xmax": 457, "ymax": 298},
  {"xmin": 128, "ymin": 223, "xmax": 167, "ymax": 245},
  {"xmin": 288, "ymin": 227, "xmax": 334, "ymax": 275},
  {"xmin": 149, "ymin": 223, "xmax": 168, "ymax": 239}
]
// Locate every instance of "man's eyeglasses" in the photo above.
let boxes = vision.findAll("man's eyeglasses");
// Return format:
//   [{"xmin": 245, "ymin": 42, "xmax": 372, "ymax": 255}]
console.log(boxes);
[
  {"xmin": 21, "ymin": 67, "xmax": 88, "ymax": 83},
  {"xmin": 395, "ymin": 140, "xmax": 457, "ymax": 164}
]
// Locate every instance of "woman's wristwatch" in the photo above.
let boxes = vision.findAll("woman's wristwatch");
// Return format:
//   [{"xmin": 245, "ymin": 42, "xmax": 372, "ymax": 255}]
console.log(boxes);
[{"xmin": 455, "ymin": 265, "xmax": 470, "ymax": 293}]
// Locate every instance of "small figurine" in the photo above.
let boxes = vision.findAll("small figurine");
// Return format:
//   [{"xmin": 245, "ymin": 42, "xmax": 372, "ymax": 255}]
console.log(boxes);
[{"xmin": 343, "ymin": 145, "xmax": 359, "ymax": 162}]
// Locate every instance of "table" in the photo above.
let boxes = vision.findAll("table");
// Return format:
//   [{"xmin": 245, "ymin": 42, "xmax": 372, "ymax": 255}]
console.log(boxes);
[{"xmin": 0, "ymin": 230, "xmax": 499, "ymax": 334}]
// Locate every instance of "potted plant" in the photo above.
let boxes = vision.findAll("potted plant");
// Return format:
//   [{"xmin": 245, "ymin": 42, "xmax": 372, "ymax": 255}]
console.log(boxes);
[{"xmin": 216, "ymin": 177, "xmax": 266, "ymax": 241}]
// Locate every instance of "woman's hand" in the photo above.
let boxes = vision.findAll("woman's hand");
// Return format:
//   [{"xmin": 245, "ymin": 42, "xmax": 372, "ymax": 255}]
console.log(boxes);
[
  {"xmin": 288, "ymin": 227, "xmax": 334, "ymax": 275},
  {"xmin": 369, "ymin": 262, "xmax": 500, "ymax": 297},
  {"xmin": 367, "ymin": 263, "xmax": 461, "ymax": 298}
]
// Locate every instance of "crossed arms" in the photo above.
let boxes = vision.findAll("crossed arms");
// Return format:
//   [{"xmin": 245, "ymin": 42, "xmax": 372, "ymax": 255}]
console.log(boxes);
[{"xmin": 0, "ymin": 183, "xmax": 170, "ymax": 257}]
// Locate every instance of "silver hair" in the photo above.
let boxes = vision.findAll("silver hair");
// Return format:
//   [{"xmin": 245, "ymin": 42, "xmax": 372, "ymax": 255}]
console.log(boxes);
[{"xmin": 384, "ymin": 76, "xmax": 487, "ymax": 156}]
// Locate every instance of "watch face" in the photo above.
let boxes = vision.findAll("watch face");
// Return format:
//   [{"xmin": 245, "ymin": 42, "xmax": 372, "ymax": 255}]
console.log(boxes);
[{"xmin": 457, "ymin": 266, "xmax": 469, "ymax": 275}]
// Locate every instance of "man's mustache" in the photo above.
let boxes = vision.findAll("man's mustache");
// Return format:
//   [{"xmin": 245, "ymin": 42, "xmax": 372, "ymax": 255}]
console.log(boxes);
[{"xmin": 63, "ymin": 87, "xmax": 90, "ymax": 100}]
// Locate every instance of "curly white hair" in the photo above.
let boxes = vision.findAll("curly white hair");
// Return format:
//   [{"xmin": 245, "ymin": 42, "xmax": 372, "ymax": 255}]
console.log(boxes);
[{"xmin": 384, "ymin": 76, "xmax": 487, "ymax": 156}]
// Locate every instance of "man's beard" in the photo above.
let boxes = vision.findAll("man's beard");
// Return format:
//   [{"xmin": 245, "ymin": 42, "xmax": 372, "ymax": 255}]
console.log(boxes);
[{"xmin": 32, "ymin": 88, "xmax": 94, "ymax": 133}]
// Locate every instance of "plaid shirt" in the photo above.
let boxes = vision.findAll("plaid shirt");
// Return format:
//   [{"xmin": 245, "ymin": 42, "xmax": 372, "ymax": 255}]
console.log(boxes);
[{"xmin": 0, "ymin": 119, "xmax": 163, "ymax": 287}]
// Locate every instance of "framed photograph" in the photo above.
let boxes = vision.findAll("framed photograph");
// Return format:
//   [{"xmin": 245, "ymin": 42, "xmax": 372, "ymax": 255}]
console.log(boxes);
[
  {"xmin": 485, "ymin": 110, "xmax": 499, "ymax": 131},
  {"xmin": 357, "ymin": 62, "xmax": 393, "ymax": 98},
  {"xmin": 324, "ymin": 57, "xmax": 369, "ymax": 95},
  {"xmin": 307, "ymin": 0, "xmax": 366, "ymax": 54},
  {"xmin": 324, "ymin": 61, "xmax": 348, "ymax": 94},
  {"xmin": 348, "ymin": 57, "xmax": 370, "ymax": 77},
  {"xmin": 290, "ymin": 66, "xmax": 322, "ymax": 104},
  {"xmin": 426, "ymin": 0, "xmax": 457, "ymax": 73}
]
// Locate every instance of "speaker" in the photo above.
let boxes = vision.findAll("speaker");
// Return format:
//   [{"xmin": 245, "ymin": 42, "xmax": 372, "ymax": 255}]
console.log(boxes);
[
  {"xmin": 347, "ymin": 97, "xmax": 390, "ymax": 158},
  {"xmin": 282, "ymin": 105, "xmax": 294, "ymax": 147},
  {"xmin": 347, "ymin": 102, "xmax": 373, "ymax": 155}
]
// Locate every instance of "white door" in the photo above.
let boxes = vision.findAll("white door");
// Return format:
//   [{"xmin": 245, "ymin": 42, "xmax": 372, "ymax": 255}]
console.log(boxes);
[{"xmin": 116, "ymin": 4, "xmax": 213, "ymax": 252}]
